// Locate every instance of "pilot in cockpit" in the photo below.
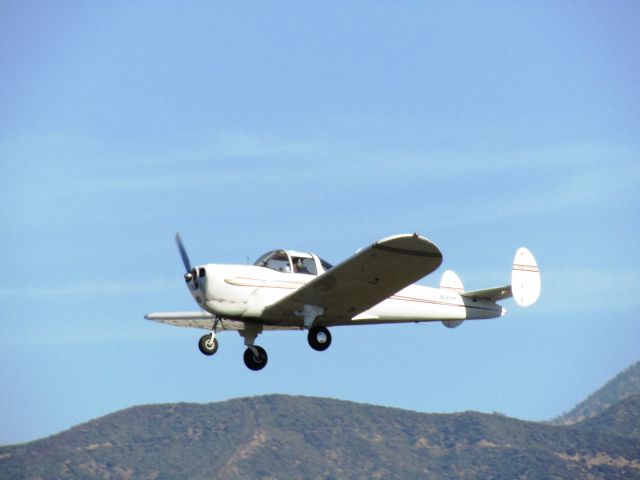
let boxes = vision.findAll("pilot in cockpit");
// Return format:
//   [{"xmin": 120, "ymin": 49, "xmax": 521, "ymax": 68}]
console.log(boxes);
[{"xmin": 293, "ymin": 258, "xmax": 310, "ymax": 274}]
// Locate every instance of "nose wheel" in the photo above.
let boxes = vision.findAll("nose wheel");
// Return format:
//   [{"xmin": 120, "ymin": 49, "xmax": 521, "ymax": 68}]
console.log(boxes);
[
  {"xmin": 308, "ymin": 326, "xmax": 332, "ymax": 351},
  {"xmin": 243, "ymin": 346, "xmax": 268, "ymax": 371},
  {"xmin": 198, "ymin": 334, "xmax": 219, "ymax": 356}
]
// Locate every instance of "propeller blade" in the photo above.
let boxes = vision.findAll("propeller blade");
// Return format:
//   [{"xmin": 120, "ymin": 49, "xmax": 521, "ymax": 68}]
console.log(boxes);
[{"xmin": 175, "ymin": 233, "xmax": 192, "ymax": 273}]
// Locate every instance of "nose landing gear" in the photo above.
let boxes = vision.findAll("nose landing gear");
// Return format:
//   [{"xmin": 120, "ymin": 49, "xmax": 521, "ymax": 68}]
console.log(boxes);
[{"xmin": 198, "ymin": 334, "xmax": 219, "ymax": 356}]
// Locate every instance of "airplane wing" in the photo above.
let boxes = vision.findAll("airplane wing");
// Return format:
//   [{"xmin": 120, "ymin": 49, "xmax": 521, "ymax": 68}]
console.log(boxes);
[
  {"xmin": 263, "ymin": 233, "xmax": 442, "ymax": 326},
  {"xmin": 144, "ymin": 312, "xmax": 299, "ymax": 332}
]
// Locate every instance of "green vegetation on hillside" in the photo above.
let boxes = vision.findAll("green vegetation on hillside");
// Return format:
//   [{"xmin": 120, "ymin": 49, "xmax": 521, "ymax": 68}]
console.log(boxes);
[
  {"xmin": 2, "ymin": 394, "xmax": 639, "ymax": 480},
  {"xmin": 555, "ymin": 360, "xmax": 640, "ymax": 425}
]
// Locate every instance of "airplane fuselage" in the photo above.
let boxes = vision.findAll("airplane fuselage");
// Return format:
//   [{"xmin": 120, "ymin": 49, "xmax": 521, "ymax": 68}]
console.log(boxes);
[{"xmin": 188, "ymin": 264, "xmax": 504, "ymax": 328}]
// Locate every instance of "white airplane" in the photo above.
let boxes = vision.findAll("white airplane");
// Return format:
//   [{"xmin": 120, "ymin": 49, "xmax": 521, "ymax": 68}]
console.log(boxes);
[{"xmin": 145, "ymin": 233, "xmax": 540, "ymax": 371}]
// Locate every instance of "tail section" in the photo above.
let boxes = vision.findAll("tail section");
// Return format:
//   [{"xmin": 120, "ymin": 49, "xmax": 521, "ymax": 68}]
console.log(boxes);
[
  {"xmin": 460, "ymin": 247, "xmax": 541, "ymax": 307},
  {"xmin": 511, "ymin": 247, "xmax": 541, "ymax": 307},
  {"xmin": 440, "ymin": 270, "xmax": 464, "ymax": 292}
]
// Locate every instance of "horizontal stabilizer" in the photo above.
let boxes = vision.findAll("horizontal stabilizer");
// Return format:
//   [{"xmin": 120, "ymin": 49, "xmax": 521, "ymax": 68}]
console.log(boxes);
[{"xmin": 462, "ymin": 285, "xmax": 512, "ymax": 302}]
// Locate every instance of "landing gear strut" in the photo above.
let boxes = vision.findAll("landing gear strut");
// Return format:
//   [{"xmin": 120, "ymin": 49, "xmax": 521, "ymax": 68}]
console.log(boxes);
[
  {"xmin": 239, "ymin": 323, "xmax": 268, "ymax": 371},
  {"xmin": 243, "ymin": 346, "xmax": 268, "ymax": 371},
  {"xmin": 308, "ymin": 326, "xmax": 332, "ymax": 351}
]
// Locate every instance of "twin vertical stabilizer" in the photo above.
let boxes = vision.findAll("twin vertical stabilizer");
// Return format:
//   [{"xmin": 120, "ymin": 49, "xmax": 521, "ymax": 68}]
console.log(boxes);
[
  {"xmin": 441, "ymin": 247, "xmax": 541, "ymax": 308},
  {"xmin": 511, "ymin": 247, "xmax": 541, "ymax": 307}
]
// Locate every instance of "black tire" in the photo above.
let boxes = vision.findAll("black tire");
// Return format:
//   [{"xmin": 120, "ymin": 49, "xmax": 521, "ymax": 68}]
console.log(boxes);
[
  {"xmin": 243, "ymin": 346, "xmax": 268, "ymax": 371},
  {"xmin": 198, "ymin": 334, "xmax": 219, "ymax": 356},
  {"xmin": 308, "ymin": 326, "xmax": 332, "ymax": 351}
]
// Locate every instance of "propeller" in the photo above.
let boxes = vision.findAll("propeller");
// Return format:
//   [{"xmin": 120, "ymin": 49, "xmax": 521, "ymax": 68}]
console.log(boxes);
[{"xmin": 175, "ymin": 233, "xmax": 195, "ymax": 283}]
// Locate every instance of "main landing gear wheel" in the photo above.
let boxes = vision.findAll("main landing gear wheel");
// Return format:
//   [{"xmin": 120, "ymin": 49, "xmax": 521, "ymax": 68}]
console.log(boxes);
[
  {"xmin": 243, "ymin": 346, "xmax": 268, "ymax": 371},
  {"xmin": 308, "ymin": 326, "xmax": 332, "ymax": 351},
  {"xmin": 198, "ymin": 334, "xmax": 219, "ymax": 356}
]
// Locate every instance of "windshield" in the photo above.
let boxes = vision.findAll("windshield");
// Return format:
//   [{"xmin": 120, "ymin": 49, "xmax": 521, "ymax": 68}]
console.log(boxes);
[
  {"xmin": 319, "ymin": 257, "xmax": 333, "ymax": 271},
  {"xmin": 255, "ymin": 251, "xmax": 332, "ymax": 275},
  {"xmin": 254, "ymin": 250, "xmax": 291, "ymax": 272}
]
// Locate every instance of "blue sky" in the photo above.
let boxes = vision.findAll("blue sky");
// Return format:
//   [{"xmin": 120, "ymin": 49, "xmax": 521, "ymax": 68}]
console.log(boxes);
[{"xmin": 1, "ymin": 1, "xmax": 639, "ymax": 444}]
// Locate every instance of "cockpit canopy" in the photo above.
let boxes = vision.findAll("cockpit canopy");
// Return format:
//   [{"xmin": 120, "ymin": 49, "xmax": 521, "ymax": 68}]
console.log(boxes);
[{"xmin": 254, "ymin": 250, "xmax": 333, "ymax": 275}]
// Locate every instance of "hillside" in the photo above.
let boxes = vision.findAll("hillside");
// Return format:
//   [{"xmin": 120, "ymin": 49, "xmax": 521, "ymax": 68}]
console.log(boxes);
[
  {"xmin": 2, "ymin": 394, "xmax": 640, "ymax": 480},
  {"xmin": 555, "ymin": 359, "xmax": 640, "ymax": 425},
  {"xmin": 577, "ymin": 393, "xmax": 640, "ymax": 440}
]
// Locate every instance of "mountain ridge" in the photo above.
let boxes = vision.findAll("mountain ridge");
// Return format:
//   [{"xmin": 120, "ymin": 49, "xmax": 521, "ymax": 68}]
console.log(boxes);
[
  {"xmin": 3, "ymin": 358, "xmax": 640, "ymax": 479},
  {"xmin": 2, "ymin": 393, "xmax": 640, "ymax": 479},
  {"xmin": 555, "ymin": 359, "xmax": 640, "ymax": 425}
]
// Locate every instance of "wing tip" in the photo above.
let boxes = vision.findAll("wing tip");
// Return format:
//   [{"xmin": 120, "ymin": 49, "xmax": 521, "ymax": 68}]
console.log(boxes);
[{"xmin": 374, "ymin": 233, "xmax": 442, "ymax": 259}]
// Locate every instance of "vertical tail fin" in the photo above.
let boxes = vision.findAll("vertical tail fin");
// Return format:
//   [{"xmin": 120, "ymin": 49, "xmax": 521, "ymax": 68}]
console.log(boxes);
[
  {"xmin": 440, "ymin": 270, "xmax": 465, "ymax": 328},
  {"xmin": 440, "ymin": 270, "xmax": 464, "ymax": 292},
  {"xmin": 512, "ymin": 247, "xmax": 541, "ymax": 307}
]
